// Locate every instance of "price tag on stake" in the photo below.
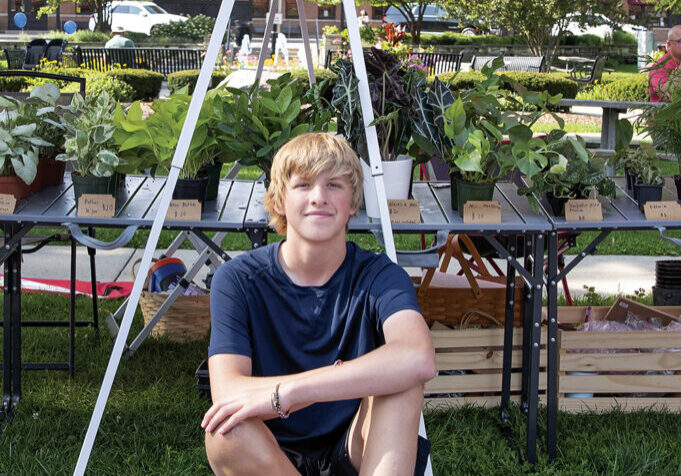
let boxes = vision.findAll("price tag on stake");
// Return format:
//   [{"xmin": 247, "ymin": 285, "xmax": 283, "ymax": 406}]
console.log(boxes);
[
  {"xmin": 166, "ymin": 199, "xmax": 202, "ymax": 221},
  {"xmin": 0, "ymin": 194, "xmax": 17, "ymax": 214},
  {"xmin": 644, "ymin": 201, "xmax": 681, "ymax": 221},
  {"xmin": 77, "ymin": 194, "xmax": 115, "ymax": 218},
  {"xmin": 565, "ymin": 199, "xmax": 603, "ymax": 222},
  {"xmin": 388, "ymin": 199, "xmax": 421, "ymax": 223},
  {"xmin": 463, "ymin": 201, "xmax": 501, "ymax": 224}
]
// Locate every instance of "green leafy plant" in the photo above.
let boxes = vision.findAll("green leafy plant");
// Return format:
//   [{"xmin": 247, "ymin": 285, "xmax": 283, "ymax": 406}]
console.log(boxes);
[
  {"xmin": 0, "ymin": 84, "xmax": 59, "ymax": 184},
  {"xmin": 56, "ymin": 91, "xmax": 120, "ymax": 177},
  {"xmin": 113, "ymin": 88, "xmax": 228, "ymax": 179},
  {"xmin": 216, "ymin": 73, "xmax": 329, "ymax": 179},
  {"xmin": 330, "ymin": 48, "xmax": 423, "ymax": 162},
  {"xmin": 518, "ymin": 134, "xmax": 617, "ymax": 209},
  {"xmin": 412, "ymin": 58, "xmax": 567, "ymax": 183}
]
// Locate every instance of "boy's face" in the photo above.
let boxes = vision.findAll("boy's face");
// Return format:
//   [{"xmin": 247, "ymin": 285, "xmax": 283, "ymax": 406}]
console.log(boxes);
[{"xmin": 276, "ymin": 169, "xmax": 356, "ymax": 245}]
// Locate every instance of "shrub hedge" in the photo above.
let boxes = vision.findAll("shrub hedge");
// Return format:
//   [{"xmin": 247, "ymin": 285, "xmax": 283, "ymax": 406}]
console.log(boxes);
[
  {"xmin": 577, "ymin": 74, "xmax": 648, "ymax": 102},
  {"xmin": 167, "ymin": 69, "xmax": 230, "ymax": 94},
  {"xmin": 0, "ymin": 76, "xmax": 28, "ymax": 92},
  {"xmin": 151, "ymin": 14, "xmax": 222, "ymax": 42},
  {"xmin": 428, "ymin": 71, "xmax": 579, "ymax": 98},
  {"xmin": 419, "ymin": 32, "xmax": 636, "ymax": 47},
  {"xmin": 106, "ymin": 69, "xmax": 163, "ymax": 100}
]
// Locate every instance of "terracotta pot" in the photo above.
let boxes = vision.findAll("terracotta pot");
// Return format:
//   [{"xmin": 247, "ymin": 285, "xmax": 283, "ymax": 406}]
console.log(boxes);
[{"xmin": 0, "ymin": 175, "xmax": 32, "ymax": 200}]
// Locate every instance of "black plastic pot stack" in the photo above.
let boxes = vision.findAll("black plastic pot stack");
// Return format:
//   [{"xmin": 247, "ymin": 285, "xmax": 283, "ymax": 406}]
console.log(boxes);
[{"xmin": 652, "ymin": 260, "xmax": 681, "ymax": 306}]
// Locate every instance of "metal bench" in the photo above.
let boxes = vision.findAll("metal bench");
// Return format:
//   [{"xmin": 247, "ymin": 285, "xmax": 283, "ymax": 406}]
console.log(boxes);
[
  {"xmin": 569, "ymin": 55, "xmax": 607, "ymax": 87},
  {"xmin": 324, "ymin": 50, "xmax": 462, "ymax": 75},
  {"xmin": 73, "ymin": 47, "xmax": 205, "ymax": 77},
  {"xmin": 470, "ymin": 55, "xmax": 545, "ymax": 72}
]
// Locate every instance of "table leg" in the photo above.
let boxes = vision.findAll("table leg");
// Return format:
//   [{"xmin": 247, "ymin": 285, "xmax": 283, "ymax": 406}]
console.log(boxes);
[
  {"xmin": 500, "ymin": 235, "xmax": 517, "ymax": 422},
  {"xmin": 521, "ymin": 236, "xmax": 534, "ymax": 414},
  {"xmin": 547, "ymin": 231, "xmax": 559, "ymax": 461},
  {"xmin": 2, "ymin": 227, "xmax": 12, "ymax": 421},
  {"xmin": 11, "ymin": 228, "xmax": 21, "ymax": 406},
  {"xmin": 87, "ymin": 227, "xmax": 99, "ymax": 332},
  {"xmin": 525, "ymin": 233, "xmax": 544, "ymax": 465}
]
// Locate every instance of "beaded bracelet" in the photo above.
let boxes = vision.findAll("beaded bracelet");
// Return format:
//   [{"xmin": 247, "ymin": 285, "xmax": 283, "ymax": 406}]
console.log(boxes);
[{"xmin": 271, "ymin": 383, "xmax": 290, "ymax": 419}]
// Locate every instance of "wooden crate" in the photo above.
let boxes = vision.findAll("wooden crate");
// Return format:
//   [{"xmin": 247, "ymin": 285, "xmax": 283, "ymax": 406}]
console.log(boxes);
[
  {"xmin": 555, "ymin": 306, "xmax": 681, "ymax": 413},
  {"xmin": 425, "ymin": 323, "xmax": 547, "ymax": 409}
]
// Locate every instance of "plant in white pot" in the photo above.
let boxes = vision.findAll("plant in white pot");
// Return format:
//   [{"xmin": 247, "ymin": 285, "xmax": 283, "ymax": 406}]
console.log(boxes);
[{"xmin": 330, "ymin": 48, "xmax": 422, "ymax": 217}]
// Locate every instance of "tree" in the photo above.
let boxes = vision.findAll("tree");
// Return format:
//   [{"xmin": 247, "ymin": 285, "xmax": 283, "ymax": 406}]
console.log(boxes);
[
  {"xmin": 653, "ymin": 0, "xmax": 681, "ymax": 12},
  {"xmin": 38, "ymin": 0, "xmax": 113, "ymax": 32},
  {"xmin": 442, "ymin": 0, "xmax": 628, "ymax": 71},
  {"xmin": 316, "ymin": 0, "xmax": 432, "ymax": 45}
]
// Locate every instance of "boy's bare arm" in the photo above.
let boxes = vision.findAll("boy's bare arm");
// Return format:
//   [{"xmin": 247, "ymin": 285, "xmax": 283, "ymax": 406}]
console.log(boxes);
[{"xmin": 202, "ymin": 309, "xmax": 435, "ymax": 435}]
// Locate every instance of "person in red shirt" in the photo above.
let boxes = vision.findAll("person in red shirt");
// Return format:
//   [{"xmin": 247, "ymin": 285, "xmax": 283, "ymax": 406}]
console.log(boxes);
[{"xmin": 649, "ymin": 25, "xmax": 681, "ymax": 102}]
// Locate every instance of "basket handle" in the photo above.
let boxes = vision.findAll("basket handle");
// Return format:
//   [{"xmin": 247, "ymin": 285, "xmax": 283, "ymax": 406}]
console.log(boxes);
[
  {"xmin": 418, "ymin": 234, "xmax": 490, "ymax": 300},
  {"xmin": 131, "ymin": 257, "xmax": 158, "ymax": 290},
  {"xmin": 460, "ymin": 310, "xmax": 502, "ymax": 329}
]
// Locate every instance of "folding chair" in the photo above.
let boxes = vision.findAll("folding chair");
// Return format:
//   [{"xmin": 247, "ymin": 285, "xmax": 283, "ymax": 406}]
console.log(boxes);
[{"xmin": 23, "ymin": 39, "xmax": 48, "ymax": 69}]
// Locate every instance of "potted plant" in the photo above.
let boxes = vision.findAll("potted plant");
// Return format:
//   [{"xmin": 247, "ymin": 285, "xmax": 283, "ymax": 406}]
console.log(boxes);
[
  {"xmin": 518, "ymin": 134, "xmax": 617, "ymax": 216},
  {"xmin": 0, "ymin": 90, "xmax": 55, "ymax": 199},
  {"xmin": 215, "ymin": 73, "xmax": 329, "ymax": 186},
  {"xmin": 31, "ymin": 83, "xmax": 68, "ymax": 190},
  {"xmin": 113, "ymin": 87, "xmax": 230, "ymax": 204},
  {"xmin": 56, "ymin": 91, "xmax": 122, "ymax": 206},
  {"xmin": 329, "ymin": 49, "xmax": 422, "ymax": 216},
  {"xmin": 412, "ymin": 57, "xmax": 567, "ymax": 214},
  {"xmin": 629, "ymin": 150, "xmax": 665, "ymax": 210},
  {"xmin": 639, "ymin": 96, "xmax": 681, "ymax": 199}
]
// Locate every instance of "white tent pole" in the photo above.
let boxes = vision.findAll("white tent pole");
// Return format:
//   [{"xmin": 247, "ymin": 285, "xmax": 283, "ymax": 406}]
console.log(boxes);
[
  {"xmin": 295, "ymin": 0, "xmax": 316, "ymax": 85},
  {"xmin": 341, "ymin": 2, "xmax": 431, "ymax": 475},
  {"xmin": 72, "ymin": 0, "xmax": 236, "ymax": 474},
  {"xmin": 340, "ymin": 0, "xmax": 396, "ymax": 263},
  {"xmin": 255, "ymin": 0, "xmax": 278, "ymax": 82}
]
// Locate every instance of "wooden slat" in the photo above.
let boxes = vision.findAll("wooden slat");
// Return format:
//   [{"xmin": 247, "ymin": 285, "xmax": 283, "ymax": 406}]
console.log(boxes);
[
  {"xmin": 560, "ymin": 352, "xmax": 681, "ymax": 372},
  {"xmin": 436, "ymin": 349, "xmax": 547, "ymax": 371},
  {"xmin": 543, "ymin": 305, "xmax": 681, "ymax": 324},
  {"xmin": 425, "ymin": 371, "xmax": 547, "ymax": 393},
  {"xmin": 561, "ymin": 330, "xmax": 681, "ymax": 350},
  {"xmin": 431, "ymin": 328, "xmax": 547, "ymax": 348},
  {"xmin": 425, "ymin": 395, "xmax": 547, "ymax": 410},
  {"xmin": 560, "ymin": 374, "xmax": 681, "ymax": 393},
  {"xmin": 559, "ymin": 397, "xmax": 681, "ymax": 413}
]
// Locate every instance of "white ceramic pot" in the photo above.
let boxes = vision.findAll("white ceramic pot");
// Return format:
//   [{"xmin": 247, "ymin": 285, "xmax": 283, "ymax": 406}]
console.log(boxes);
[{"xmin": 362, "ymin": 155, "xmax": 413, "ymax": 218}]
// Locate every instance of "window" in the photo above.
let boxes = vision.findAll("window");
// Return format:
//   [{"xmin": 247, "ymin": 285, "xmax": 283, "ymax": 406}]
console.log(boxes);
[
  {"xmin": 127, "ymin": 5, "xmax": 142, "ymax": 14},
  {"xmin": 144, "ymin": 4, "xmax": 167, "ymax": 14},
  {"xmin": 253, "ymin": 0, "xmax": 267, "ymax": 17},
  {"xmin": 10, "ymin": 0, "xmax": 23, "ymax": 13},
  {"xmin": 76, "ymin": 0, "xmax": 96, "ymax": 14},
  {"xmin": 318, "ymin": 4, "xmax": 335, "ymax": 19},
  {"xmin": 372, "ymin": 6, "xmax": 387, "ymax": 20},
  {"xmin": 285, "ymin": 0, "xmax": 298, "ymax": 18},
  {"xmin": 112, "ymin": 5, "xmax": 128, "ymax": 14}
]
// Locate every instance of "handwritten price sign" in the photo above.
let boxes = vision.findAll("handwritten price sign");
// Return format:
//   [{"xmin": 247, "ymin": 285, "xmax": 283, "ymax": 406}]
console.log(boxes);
[
  {"xmin": 644, "ymin": 201, "xmax": 681, "ymax": 221},
  {"xmin": 0, "ymin": 193, "xmax": 17, "ymax": 214},
  {"xmin": 388, "ymin": 199, "xmax": 421, "ymax": 224},
  {"xmin": 463, "ymin": 201, "xmax": 501, "ymax": 224},
  {"xmin": 166, "ymin": 199, "xmax": 202, "ymax": 221},
  {"xmin": 77, "ymin": 194, "xmax": 116, "ymax": 218},
  {"xmin": 565, "ymin": 199, "xmax": 602, "ymax": 222}
]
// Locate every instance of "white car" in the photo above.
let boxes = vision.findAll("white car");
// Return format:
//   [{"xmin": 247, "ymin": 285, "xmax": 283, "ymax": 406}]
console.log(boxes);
[
  {"xmin": 553, "ymin": 13, "xmax": 645, "ymax": 38},
  {"xmin": 88, "ymin": 1, "xmax": 187, "ymax": 36}
]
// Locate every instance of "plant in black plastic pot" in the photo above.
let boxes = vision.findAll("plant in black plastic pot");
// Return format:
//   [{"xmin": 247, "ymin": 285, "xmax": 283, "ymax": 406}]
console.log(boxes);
[
  {"xmin": 435, "ymin": 58, "xmax": 567, "ymax": 215},
  {"xmin": 56, "ymin": 91, "xmax": 122, "ymax": 207},
  {"xmin": 629, "ymin": 152, "xmax": 664, "ymax": 211},
  {"xmin": 518, "ymin": 134, "xmax": 617, "ymax": 216},
  {"xmin": 639, "ymin": 96, "xmax": 681, "ymax": 199},
  {"xmin": 215, "ymin": 73, "xmax": 329, "ymax": 186},
  {"xmin": 113, "ymin": 87, "xmax": 229, "ymax": 204}
]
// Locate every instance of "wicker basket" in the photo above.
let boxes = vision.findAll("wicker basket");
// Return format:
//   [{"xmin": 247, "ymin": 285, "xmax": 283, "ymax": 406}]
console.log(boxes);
[
  {"xmin": 415, "ymin": 234, "xmax": 524, "ymax": 327},
  {"xmin": 134, "ymin": 258, "xmax": 211, "ymax": 342}
]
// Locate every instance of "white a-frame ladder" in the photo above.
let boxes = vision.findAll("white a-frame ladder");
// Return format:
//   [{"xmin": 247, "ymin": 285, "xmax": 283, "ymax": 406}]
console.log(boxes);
[{"xmin": 73, "ymin": 0, "xmax": 431, "ymax": 473}]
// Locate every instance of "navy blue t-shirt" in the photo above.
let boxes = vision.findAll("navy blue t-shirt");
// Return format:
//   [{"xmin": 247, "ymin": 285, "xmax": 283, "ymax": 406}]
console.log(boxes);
[{"xmin": 208, "ymin": 241, "xmax": 420, "ymax": 450}]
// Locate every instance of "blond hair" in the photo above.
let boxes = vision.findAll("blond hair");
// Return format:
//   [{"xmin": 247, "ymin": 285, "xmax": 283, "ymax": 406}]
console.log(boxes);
[{"xmin": 264, "ymin": 133, "xmax": 363, "ymax": 234}]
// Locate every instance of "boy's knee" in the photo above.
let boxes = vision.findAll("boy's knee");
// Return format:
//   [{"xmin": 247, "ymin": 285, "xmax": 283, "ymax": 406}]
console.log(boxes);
[{"xmin": 205, "ymin": 419, "xmax": 281, "ymax": 476}]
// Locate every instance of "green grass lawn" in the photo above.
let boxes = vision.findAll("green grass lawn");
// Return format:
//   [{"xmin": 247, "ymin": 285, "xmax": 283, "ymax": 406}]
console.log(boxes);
[{"xmin": 1, "ymin": 293, "xmax": 681, "ymax": 474}]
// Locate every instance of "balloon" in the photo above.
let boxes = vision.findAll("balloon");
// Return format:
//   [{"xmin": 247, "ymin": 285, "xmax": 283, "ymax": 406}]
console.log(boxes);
[
  {"xmin": 64, "ymin": 20, "xmax": 77, "ymax": 34},
  {"xmin": 13, "ymin": 12, "xmax": 27, "ymax": 29}
]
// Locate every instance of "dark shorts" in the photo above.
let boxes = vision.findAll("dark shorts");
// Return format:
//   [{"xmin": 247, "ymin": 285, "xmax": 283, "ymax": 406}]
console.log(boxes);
[{"xmin": 279, "ymin": 425, "xmax": 431, "ymax": 476}]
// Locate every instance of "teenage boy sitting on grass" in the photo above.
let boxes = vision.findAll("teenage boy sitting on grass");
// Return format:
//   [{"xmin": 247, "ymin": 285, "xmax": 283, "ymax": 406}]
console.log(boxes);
[{"xmin": 202, "ymin": 132, "xmax": 436, "ymax": 476}]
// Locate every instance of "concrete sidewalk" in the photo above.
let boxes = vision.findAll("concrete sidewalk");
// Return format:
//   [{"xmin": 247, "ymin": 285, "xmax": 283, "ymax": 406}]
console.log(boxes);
[{"xmin": 14, "ymin": 244, "xmax": 676, "ymax": 298}]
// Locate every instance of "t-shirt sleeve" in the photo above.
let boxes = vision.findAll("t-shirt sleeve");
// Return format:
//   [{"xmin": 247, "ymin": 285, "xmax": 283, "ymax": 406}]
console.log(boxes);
[
  {"xmin": 370, "ymin": 258, "xmax": 421, "ymax": 327},
  {"xmin": 207, "ymin": 262, "xmax": 253, "ymax": 358}
]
